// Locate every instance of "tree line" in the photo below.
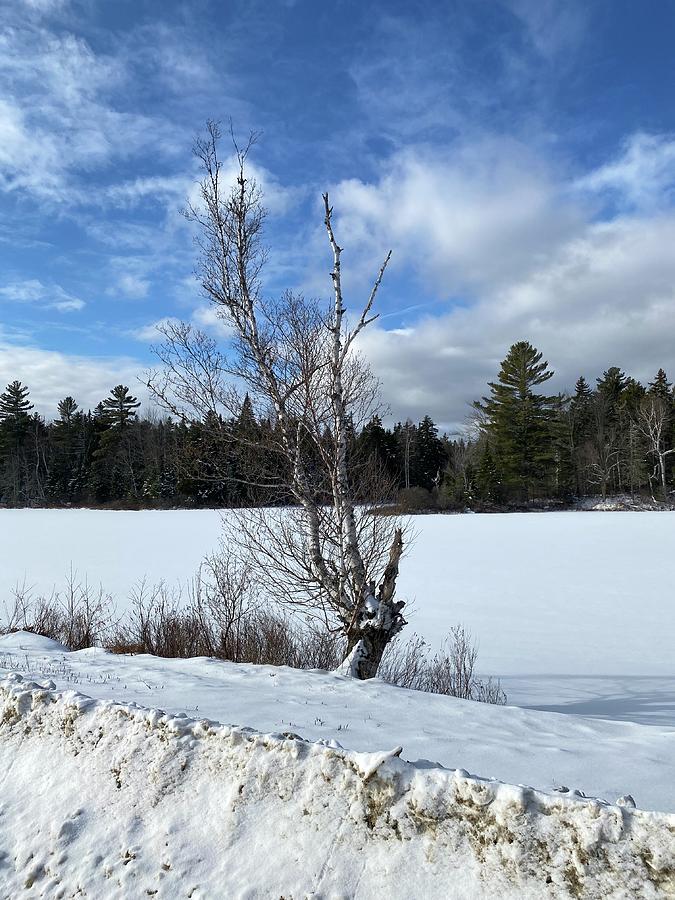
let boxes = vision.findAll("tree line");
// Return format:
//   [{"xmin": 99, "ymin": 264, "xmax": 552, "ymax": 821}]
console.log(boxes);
[
  {"xmin": 1, "ymin": 341, "xmax": 673, "ymax": 508},
  {"xmin": 0, "ymin": 380, "xmax": 447, "ymax": 507}
]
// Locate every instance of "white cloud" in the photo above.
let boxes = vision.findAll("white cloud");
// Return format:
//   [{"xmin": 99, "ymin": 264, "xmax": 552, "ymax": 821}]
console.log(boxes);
[
  {"xmin": 0, "ymin": 279, "xmax": 85, "ymax": 312},
  {"xmin": 130, "ymin": 317, "xmax": 182, "ymax": 342},
  {"xmin": 51, "ymin": 297, "xmax": 85, "ymax": 312},
  {"xmin": 19, "ymin": 0, "xmax": 70, "ymax": 12},
  {"xmin": 577, "ymin": 133, "xmax": 675, "ymax": 211},
  {"xmin": 327, "ymin": 138, "xmax": 584, "ymax": 296},
  {"xmin": 117, "ymin": 274, "xmax": 150, "ymax": 300},
  {"xmin": 327, "ymin": 137, "xmax": 675, "ymax": 430},
  {"xmin": 0, "ymin": 25, "xmax": 180, "ymax": 205},
  {"xmin": 503, "ymin": 0, "xmax": 586, "ymax": 60},
  {"xmin": 0, "ymin": 279, "xmax": 46, "ymax": 303},
  {"xmin": 0, "ymin": 334, "xmax": 147, "ymax": 418},
  {"xmin": 191, "ymin": 305, "xmax": 234, "ymax": 338}
]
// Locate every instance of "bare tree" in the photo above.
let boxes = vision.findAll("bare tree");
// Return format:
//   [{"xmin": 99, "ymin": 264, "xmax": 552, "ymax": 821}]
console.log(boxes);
[
  {"xmin": 148, "ymin": 121, "xmax": 407, "ymax": 679},
  {"xmin": 634, "ymin": 395, "xmax": 674, "ymax": 503},
  {"xmin": 587, "ymin": 394, "xmax": 621, "ymax": 499}
]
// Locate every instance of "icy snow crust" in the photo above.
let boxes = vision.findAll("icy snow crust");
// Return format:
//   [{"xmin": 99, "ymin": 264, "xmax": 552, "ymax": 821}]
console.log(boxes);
[{"xmin": 1, "ymin": 674, "xmax": 675, "ymax": 899}]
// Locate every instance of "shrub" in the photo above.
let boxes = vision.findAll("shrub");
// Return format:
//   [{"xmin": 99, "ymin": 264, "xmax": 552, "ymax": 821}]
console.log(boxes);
[{"xmin": 380, "ymin": 626, "xmax": 507, "ymax": 704}]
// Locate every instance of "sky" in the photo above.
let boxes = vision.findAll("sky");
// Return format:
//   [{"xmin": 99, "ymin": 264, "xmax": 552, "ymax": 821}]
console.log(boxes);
[{"xmin": 1, "ymin": 0, "xmax": 675, "ymax": 431}]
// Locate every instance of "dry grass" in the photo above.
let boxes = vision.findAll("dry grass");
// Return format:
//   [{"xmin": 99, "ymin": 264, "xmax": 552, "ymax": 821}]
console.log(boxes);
[{"xmin": 2, "ymin": 559, "xmax": 506, "ymax": 704}]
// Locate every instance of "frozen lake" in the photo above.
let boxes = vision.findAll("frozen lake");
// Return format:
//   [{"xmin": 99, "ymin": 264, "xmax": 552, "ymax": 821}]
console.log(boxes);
[{"xmin": 1, "ymin": 508, "xmax": 674, "ymax": 723}]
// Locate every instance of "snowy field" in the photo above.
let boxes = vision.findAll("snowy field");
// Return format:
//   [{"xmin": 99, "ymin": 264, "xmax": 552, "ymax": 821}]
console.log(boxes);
[
  {"xmin": 1, "ymin": 508, "xmax": 674, "ymax": 724},
  {"xmin": 2, "ymin": 512, "xmax": 675, "ymax": 896}
]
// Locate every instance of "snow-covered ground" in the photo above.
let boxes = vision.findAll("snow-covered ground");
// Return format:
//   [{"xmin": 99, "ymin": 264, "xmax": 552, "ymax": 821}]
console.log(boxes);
[
  {"xmin": 1, "ymin": 633, "xmax": 674, "ymax": 898},
  {"xmin": 1, "ymin": 631, "xmax": 673, "ymax": 814},
  {"xmin": 1, "ymin": 508, "xmax": 674, "ymax": 724}
]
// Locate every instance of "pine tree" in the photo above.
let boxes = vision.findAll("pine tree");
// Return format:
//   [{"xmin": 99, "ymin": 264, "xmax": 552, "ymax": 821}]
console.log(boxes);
[
  {"xmin": 48, "ymin": 397, "xmax": 91, "ymax": 502},
  {"xmin": 57, "ymin": 396, "xmax": 79, "ymax": 425},
  {"xmin": 568, "ymin": 377, "xmax": 595, "ymax": 494},
  {"xmin": 100, "ymin": 385, "xmax": 141, "ymax": 428},
  {"xmin": 595, "ymin": 368, "xmax": 628, "ymax": 426},
  {"xmin": 570, "ymin": 377, "xmax": 593, "ymax": 444},
  {"xmin": 357, "ymin": 416, "xmax": 400, "ymax": 481},
  {"xmin": 475, "ymin": 341, "xmax": 556, "ymax": 501},
  {"xmin": 0, "ymin": 383, "xmax": 45, "ymax": 503},
  {"xmin": 393, "ymin": 420, "xmax": 417, "ymax": 489},
  {"xmin": 0, "ymin": 381, "xmax": 33, "ymax": 423},
  {"xmin": 645, "ymin": 369, "xmax": 674, "ymax": 493},
  {"xmin": 89, "ymin": 387, "xmax": 142, "ymax": 501}
]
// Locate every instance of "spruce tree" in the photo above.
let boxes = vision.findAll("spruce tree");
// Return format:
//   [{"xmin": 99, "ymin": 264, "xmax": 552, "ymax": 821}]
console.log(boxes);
[
  {"xmin": 648, "ymin": 368, "xmax": 672, "ymax": 401},
  {"xmin": 412, "ymin": 416, "xmax": 447, "ymax": 491},
  {"xmin": 475, "ymin": 341, "xmax": 556, "ymax": 501}
]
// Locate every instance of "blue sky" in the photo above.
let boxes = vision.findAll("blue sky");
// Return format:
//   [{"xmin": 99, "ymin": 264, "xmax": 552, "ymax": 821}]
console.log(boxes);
[{"xmin": 2, "ymin": 0, "xmax": 675, "ymax": 428}]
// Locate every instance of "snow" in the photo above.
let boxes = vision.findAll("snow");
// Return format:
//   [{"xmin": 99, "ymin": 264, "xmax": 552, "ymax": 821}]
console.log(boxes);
[
  {"xmin": 1, "ymin": 660, "xmax": 675, "ymax": 898},
  {"xmin": 1, "ymin": 508, "xmax": 674, "ymax": 724},
  {"xmin": 2, "ymin": 506, "xmax": 675, "ymax": 898},
  {"xmin": 1, "ymin": 631, "xmax": 675, "ymax": 815}
]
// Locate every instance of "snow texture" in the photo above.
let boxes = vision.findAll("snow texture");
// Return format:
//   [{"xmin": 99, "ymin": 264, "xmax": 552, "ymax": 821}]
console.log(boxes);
[
  {"xmin": 1, "ymin": 671, "xmax": 674, "ymax": 899},
  {"xmin": 2, "ymin": 632, "xmax": 675, "ymax": 815}
]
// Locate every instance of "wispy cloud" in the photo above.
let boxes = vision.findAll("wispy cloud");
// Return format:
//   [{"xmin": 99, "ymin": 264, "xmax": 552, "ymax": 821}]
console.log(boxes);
[
  {"xmin": 577, "ymin": 132, "xmax": 675, "ymax": 211},
  {"xmin": 0, "ymin": 20, "xmax": 187, "ymax": 207},
  {"xmin": 0, "ymin": 279, "xmax": 85, "ymax": 312}
]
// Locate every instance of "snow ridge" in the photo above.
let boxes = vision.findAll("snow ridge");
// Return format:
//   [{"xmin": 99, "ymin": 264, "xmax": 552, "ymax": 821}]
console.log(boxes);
[{"xmin": 0, "ymin": 674, "xmax": 674, "ymax": 898}]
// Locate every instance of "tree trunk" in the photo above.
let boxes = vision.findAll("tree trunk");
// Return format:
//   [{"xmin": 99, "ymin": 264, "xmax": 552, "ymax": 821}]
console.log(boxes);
[
  {"xmin": 337, "ymin": 528, "xmax": 405, "ymax": 679},
  {"xmin": 341, "ymin": 629, "xmax": 397, "ymax": 680}
]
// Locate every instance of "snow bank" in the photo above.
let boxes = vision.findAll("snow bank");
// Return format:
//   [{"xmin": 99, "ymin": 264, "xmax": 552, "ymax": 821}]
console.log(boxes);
[{"xmin": 1, "ymin": 674, "xmax": 674, "ymax": 898}]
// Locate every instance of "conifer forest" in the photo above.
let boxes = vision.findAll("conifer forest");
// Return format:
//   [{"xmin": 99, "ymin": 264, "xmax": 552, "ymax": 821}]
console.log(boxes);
[{"xmin": 2, "ymin": 341, "xmax": 673, "ymax": 508}]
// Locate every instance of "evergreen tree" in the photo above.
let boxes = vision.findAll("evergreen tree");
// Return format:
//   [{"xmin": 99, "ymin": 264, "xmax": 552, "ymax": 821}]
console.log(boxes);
[
  {"xmin": 89, "ymin": 387, "xmax": 142, "ymax": 501},
  {"xmin": 475, "ymin": 341, "xmax": 556, "ymax": 501},
  {"xmin": 48, "ymin": 397, "xmax": 91, "ymax": 502},
  {"xmin": 648, "ymin": 368, "xmax": 672, "ymax": 401},
  {"xmin": 550, "ymin": 394, "xmax": 575, "ymax": 499},
  {"xmin": 595, "ymin": 367, "xmax": 628, "ymax": 427},
  {"xmin": 357, "ymin": 415, "xmax": 399, "ymax": 480},
  {"xmin": 411, "ymin": 416, "xmax": 447, "ymax": 491},
  {"xmin": 57, "ymin": 396, "xmax": 79, "ymax": 425},
  {"xmin": 100, "ymin": 385, "xmax": 141, "ymax": 428},
  {"xmin": 0, "ymin": 382, "xmax": 35, "ymax": 503},
  {"xmin": 569, "ymin": 377, "xmax": 594, "ymax": 495},
  {"xmin": 0, "ymin": 381, "xmax": 33, "ymax": 423},
  {"xmin": 393, "ymin": 420, "xmax": 417, "ymax": 489},
  {"xmin": 475, "ymin": 443, "xmax": 500, "ymax": 502}
]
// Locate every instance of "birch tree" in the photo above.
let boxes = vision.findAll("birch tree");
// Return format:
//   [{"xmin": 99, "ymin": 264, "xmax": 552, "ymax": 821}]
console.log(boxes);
[
  {"xmin": 635, "ymin": 395, "xmax": 674, "ymax": 502},
  {"xmin": 148, "ymin": 122, "xmax": 407, "ymax": 679}
]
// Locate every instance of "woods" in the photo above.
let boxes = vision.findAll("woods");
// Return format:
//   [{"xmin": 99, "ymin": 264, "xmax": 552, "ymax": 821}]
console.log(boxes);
[{"xmin": 1, "ymin": 352, "xmax": 674, "ymax": 509}]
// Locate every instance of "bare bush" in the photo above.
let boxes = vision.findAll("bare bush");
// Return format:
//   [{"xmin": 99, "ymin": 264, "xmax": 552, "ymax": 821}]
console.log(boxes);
[
  {"xmin": 107, "ymin": 559, "xmax": 345, "ymax": 669},
  {"xmin": 2, "ymin": 566, "xmax": 504, "ymax": 704},
  {"xmin": 3, "ymin": 569, "xmax": 114, "ymax": 650},
  {"xmin": 380, "ymin": 626, "xmax": 507, "ymax": 705}
]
